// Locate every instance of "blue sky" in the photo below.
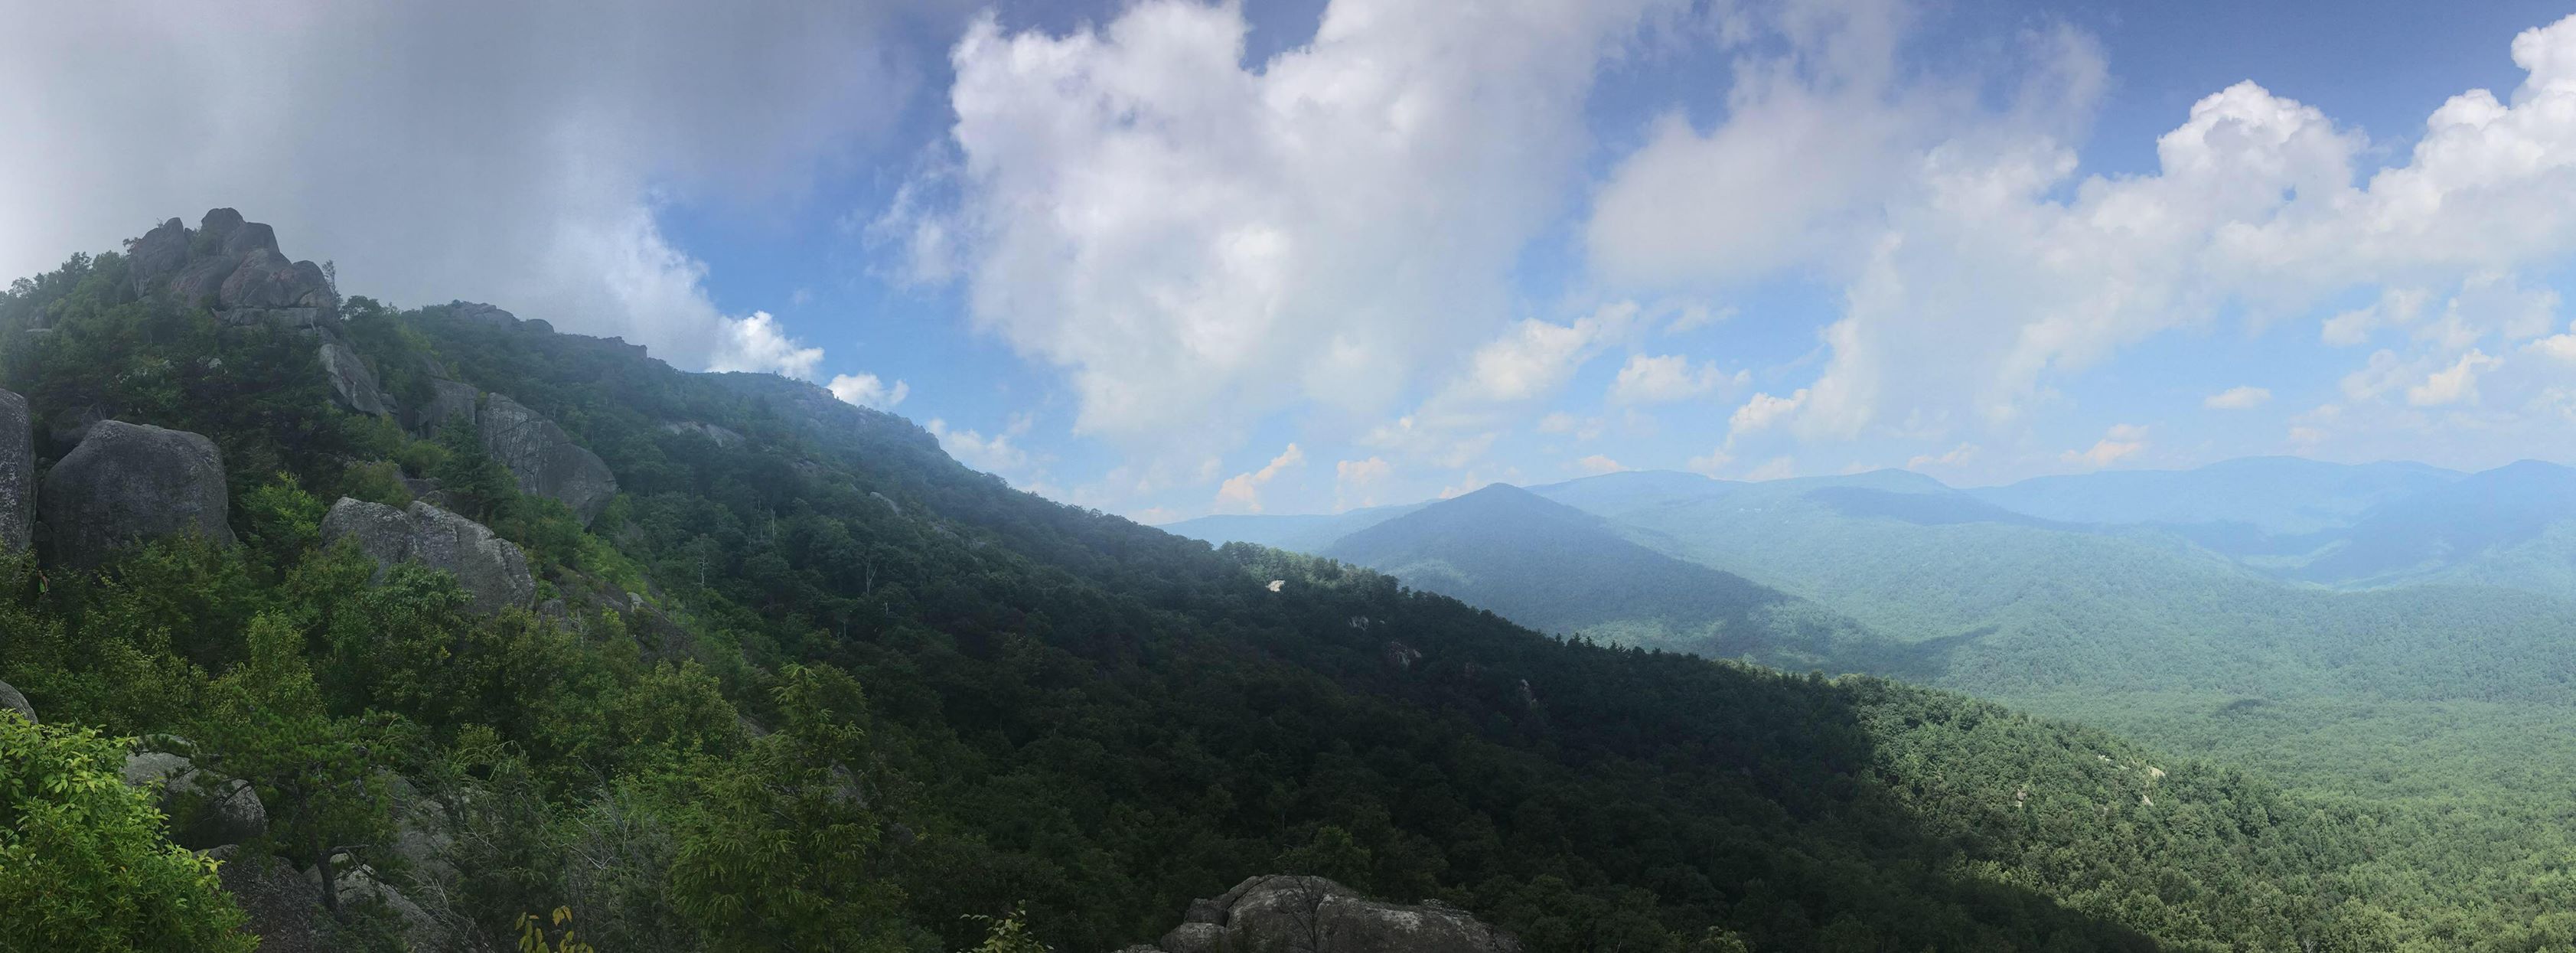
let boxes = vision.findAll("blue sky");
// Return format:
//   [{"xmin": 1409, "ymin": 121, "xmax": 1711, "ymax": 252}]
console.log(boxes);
[{"xmin": 8, "ymin": 1, "xmax": 2576, "ymax": 520}]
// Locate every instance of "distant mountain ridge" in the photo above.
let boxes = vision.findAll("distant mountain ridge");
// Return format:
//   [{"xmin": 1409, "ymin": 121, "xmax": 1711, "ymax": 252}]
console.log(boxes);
[
  {"xmin": 1170, "ymin": 457, "xmax": 2576, "ymax": 599},
  {"xmin": 1166, "ymin": 459, "xmax": 2576, "ymax": 805},
  {"xmin": 1967, "ymin": 456, "xmax": 2467, "ymax": 534},
  {"xmin": 1318, "ymin": 484, "xmax": 1894, "ymax": 669}
]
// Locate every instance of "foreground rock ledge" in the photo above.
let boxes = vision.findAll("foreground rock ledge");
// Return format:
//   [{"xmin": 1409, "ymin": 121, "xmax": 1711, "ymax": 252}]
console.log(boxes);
[{"xmin": 1124, "ymin": 875, "xmax": 1523, "ymax": 953}]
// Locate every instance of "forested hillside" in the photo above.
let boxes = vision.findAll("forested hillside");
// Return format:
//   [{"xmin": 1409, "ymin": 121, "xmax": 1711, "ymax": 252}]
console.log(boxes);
[{"xmin": 6, "ymin": 214, "xmax": 2573, "ymax": 951}]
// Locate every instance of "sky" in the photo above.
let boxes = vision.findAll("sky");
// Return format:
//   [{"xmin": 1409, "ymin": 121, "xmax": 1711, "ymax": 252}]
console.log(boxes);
[{"xmin": 6, "ymin": 0, "xmax": 2576, "ymax": 521}]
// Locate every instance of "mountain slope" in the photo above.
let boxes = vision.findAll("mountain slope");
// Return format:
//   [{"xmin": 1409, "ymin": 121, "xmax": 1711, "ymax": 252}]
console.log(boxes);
[
  {"xmin": 1320, "ymin": 484, "xmax": 1885, "ymax": 667},
  {"xmin": 2291, "ymin": 459, "xmax": 2576, "ymax": 588},
  {"xmin": 2, "ymin": 214, "xmax": 2563, "ymax": 951}
]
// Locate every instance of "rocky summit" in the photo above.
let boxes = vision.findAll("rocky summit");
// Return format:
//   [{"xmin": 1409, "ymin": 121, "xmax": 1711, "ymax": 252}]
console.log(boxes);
[{"xmin": 124, "ymin": 208, "xmax": 339, "ymax": 330}]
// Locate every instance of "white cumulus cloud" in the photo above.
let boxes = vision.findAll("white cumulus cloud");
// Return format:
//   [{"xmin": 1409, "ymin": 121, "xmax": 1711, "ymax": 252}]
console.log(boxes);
[
  {"xmin": 899, "ymin": 0, "xmax": 1674, "ymax": 445},
  {"xmin": 1728, "ymin": 389, "xmax": 1808, "ymax": 441},
  {"xmin": 1610, "ymin": 352, "xmax": 1729, "ymax": 404},
  {"xmin": 1618, "ymin": 11, "xmax": 2576, "ymax": 465},
  {"xmin": 2203, "ymin": 386, "xmax": 2273, "ymax": 410},
  {"xmin": 2062, "ymin": 423, "xmax": 2148, "ymax": 469},
  {"xmin": 827, "ymin": 373, "xmax": 911, "ymax": 410},
  {"xmin": 1217, "ymin": 443, "xmax": 1308, "ymax": 512},
  {"xmin": 2407, "ymin": 350, "xmax": 2500, "ymax": 406}
]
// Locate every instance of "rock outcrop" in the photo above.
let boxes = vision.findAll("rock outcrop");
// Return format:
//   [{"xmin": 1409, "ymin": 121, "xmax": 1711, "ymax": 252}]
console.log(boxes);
[
  {"xmin": 319, "ymin": 498, "xmax": 536, "ymax": 615},
  {"xmin": 407, "ymin": 379, "xmax": 479, "ymax": 436},
  {"xmin": 39, "ymin": 420, "xmax": 236, "ymax": 567},
  {"xmin": 127, "ymin": 209, "xmax": 337, "ymax": 328},
  {"xmin": 309, "ymin": 853, "xmax": 445, "ymax": 950},
  {"xmin": 480, "ymin": 393, "xmax": 615, "ymax": 524},
  {"xmin": 122, "ymin": 742, "xmax": 269, "ymax": 850},
  {"xmin": 318, "ymin": 341, "xmax": 391, "ymax": 416},
  {"xmin": 1133, "ymin": 876, "xmax": 1521, "ymax": 953},
  {"xmin": 0, "ymin": 678, "xmax": 34, "ymax": 723},
  {"xmin": 660, "ymin": 420, "xmax": 744, "ymax": 447},
  {"xmin": 0, "ymin": 388, "xmax": 29, "ymax": 552},
  {"xmin": 446, "ymin": 301, "xmax": 521, "ymax": 327}
]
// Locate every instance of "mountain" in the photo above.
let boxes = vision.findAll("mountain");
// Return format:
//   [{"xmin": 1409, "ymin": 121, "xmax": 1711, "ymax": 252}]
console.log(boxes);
[
  {"xmin": 2290, "ymin": 459, "xmax": 2576, "ymax": 589},
  {"xmin": 1319, "ymin": 484, "xmax": 1888, "ymax": 667},
  {"xmin": 1257, "ymin": 468, "xmax": 2576, "ymax": 809},
  {"xmin": 1163, "ymin": 501, "xmax": 1424, "ymax": 553},
  {"xmin": 1967, "ymin": 455, "xmax": 2466, "ymax": 534},
  {"xmin": 17, "ymin": 211, "xmax": 2550, "ymax": 950}
]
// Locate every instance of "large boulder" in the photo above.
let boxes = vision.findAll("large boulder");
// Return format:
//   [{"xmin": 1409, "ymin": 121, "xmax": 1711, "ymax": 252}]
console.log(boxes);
[
  {"xmin": 221, "ymin": 220, "xmax": 279, "ymax": 258},
  {"xmin": 126, "ymin": 209, "xmax": 337, "ymax": 328},
  {"xmin": 217, "ymin": 248, "xmax": 334, "ymax": 328},
  {"xmin": 167, "ymin": 253, "xmax": 242, "ymax": 308},
  {"xmin": 0, "ymin": 677, "xmax": 34, "ymax": 723},
  {"xmin": 318, "ymin": 341, "xmax": 391, "ymax": 416},
  {"xmin": 0, "ymin": 388, "xmax": 29, "ymax": 552},
  {"xmin": 406, "ymin": 379, "xmax": 479, "ymax": 436},
  {"xmin": 320, "ymin": 498, "xmax": 535, "ymax": 615},
  {"xmin": 124, "ymin": 217, "xmax": 192, "ymax": 296},
  {"xmin": 1142, "ymin": 876, "xmax": 1521, "ymax": 953},
  {"xmin": 479, "ymin": 393, "xmax": 616, "ymax": 524},
  {"xmin": 39, "ymin": 420, "xmax": 236, "ymax": 567},
  {"xmin": 122, "ymin": 744, "xmax": 268, "ymax": 850},
  {"xmin": 197, "ymin": 207, "xmax": 247, "ymax": 247}
]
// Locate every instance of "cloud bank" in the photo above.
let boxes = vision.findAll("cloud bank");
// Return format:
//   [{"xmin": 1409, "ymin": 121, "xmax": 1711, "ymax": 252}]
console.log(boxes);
[{"xmin": 0, "ymin": 0, "xmax": 944, "ymax": 382}]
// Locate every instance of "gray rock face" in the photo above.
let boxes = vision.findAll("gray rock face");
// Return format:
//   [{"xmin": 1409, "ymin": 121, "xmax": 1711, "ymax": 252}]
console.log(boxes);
[
  {"xmin": 480, "ymin": 393, "xmax": 615, "ymax": 524},
  {"xmin": 318, "ymin": 342, "xmax": 390, "ymax": 416},
  {"xmin": 198, "ymin": 207, "xmax": 246, "ymax": 245},
  {"xmin": 407, "ymin": 379, "xmax": 479, "ymax": 436},
  {"xmin": 311, "ymin": 855, "xmax": 445, "ymax": 950},
  {"xmin": 126, "ymin": 209, "xmax": 337, "ymax": 328},
  {"xmin": 1143, "ymin": 876, "xmax": 1521, "ymax": 953},
  {"xmin": 40, "ymin": 421, "xmax": 236, "ymax": 568},
  {"xmin": 0, "ymin": 678, "xmax": 34, "ymax": 723},
  {"xmin": 220, "ymin": 220, "xmax": 278, "ymax": 258},
  {"xmin": 445, "ymin": 301, "xmax": 520, "ymax": 327},
  {"xmin": 217, "ymin": 249, "xmax": 334, "ymax": 328},
  {"xmin": 320, "ymin": 498, "xmax": 535, "ymax": 615},
  {"xmin": 122, "ymin": 746, "xmax": 268, "ymax": 850},
  {"xmin": 0, "ymin": 389, "xmax": 28, "ymax": 553},
  {"xmin": 125, "ymin": 218, "xmax": 192, "ymax": 296},
  {"xmin": 167, "ymin": 253, "xmax": 242, "ymax": 308}
]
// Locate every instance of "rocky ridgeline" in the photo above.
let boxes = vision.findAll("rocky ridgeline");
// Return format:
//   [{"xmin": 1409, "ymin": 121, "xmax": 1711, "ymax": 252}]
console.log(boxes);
[
  {"xmin": 103, "ymin": 211, "xmax": 624, "ymax": 525},
  {"xmin": 1125, "ymin": 876, "xmax": 1523, "ymax": 953}
]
